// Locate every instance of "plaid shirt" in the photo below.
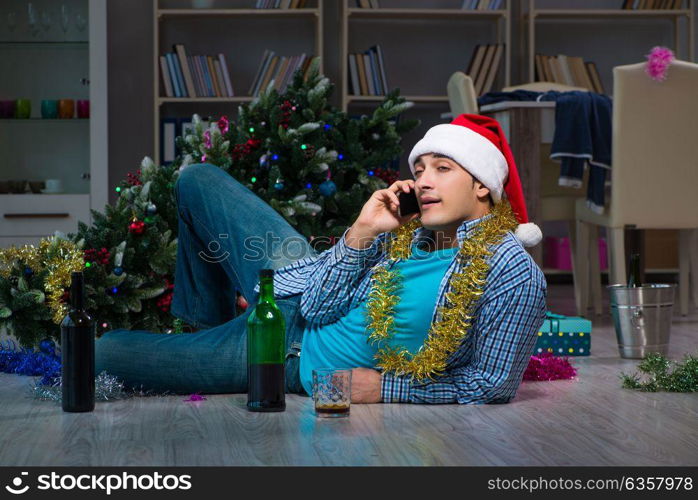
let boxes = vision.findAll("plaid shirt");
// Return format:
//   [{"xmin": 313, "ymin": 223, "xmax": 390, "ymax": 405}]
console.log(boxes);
[{"xmin": 254, "ymin": 214, "xmax": 547, "ymax": 404}]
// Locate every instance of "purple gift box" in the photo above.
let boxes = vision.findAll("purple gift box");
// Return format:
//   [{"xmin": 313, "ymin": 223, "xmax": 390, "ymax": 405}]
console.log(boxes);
[{"xmin": 544, "ymin": 236, "xmax": 607, "ymax": 271}]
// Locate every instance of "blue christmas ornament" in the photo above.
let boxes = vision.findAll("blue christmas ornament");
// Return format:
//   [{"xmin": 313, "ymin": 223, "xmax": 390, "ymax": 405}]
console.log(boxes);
[
  {"xmin": 113, "ymin": 266, "xmax": 123, "ymax": 276},
  {"xmin": 319, "ymin": 180, "xmax": 337, "ymax": 197},
  {"xmin": 24, "ymin": 266, "xmax": 33, "ymax": 277},
  {"xmin": 274, "ymin": 182, "xmax": 285, "ymax": 190},
  {"xmin": 272, "ymin": 154, "xmax": 279, "ymax": 161},
  {"xmin": 146, "ymin": 202, "xmax": 157, "ymax": 215},
  {"xmin": 338, "ymin": 154, "xmax": 344, "ymax": 161},
  {"xmin": 39, "ymin": 339, "xmax": 56, "ymax": 356}
]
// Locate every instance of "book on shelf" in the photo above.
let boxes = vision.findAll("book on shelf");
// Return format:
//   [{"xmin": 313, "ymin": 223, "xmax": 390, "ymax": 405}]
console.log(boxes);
[
  {"xmin": 160, "ymin": 45, "xmax": 235, "ymax": 98},
  {"xmin": 255, "ymin": 0, "xmax": 309, "ymax": 8},
  {"xmin": 535, "ymin": 53, "xmax": 605, "ymax": 94},
  {"xmin": 162, "ymin": 117, "xmax": 215, "ymax": 163},
  {"xmin": 348, "ymin": 45, "xmax": 389, "ymax": 96},
  {"xmin": 622, "ymin": 0, "xmax": 683, "ymax": 8},
  {"xmin": 248, "ymin": 51, "xmax": 312, "ymax": 97},
  {"xmin": 363, "ymin": 54, "xmax": 376, "ymax": 95},
  {"xmin": 355, "ymin": 52, "xmax": 368, "ymax": 94},
  {"xmin": 348, "ymin": 54, "xmax": 360, "ymax": 95},
  {"xmin": 480, "ymin": 44, "xmax": 503, "ymax": 95},
  {"xmin": 219, "ymin": 54, "xmax": 235, "ymax": 96},
  {"xmin": 465, "ymin": 43, "xmax": 503, "ymax": 95},
  {"xmin": 249, "ymin": 49, "xmax": 272, "ymax": 96},
  {"xmin": 460, "ymin": 0, "xmax": 504, "ymax": 9},
  {"xmin": 174, "ymin": 44, "xmax": 197, "ymax": 98},
  {"xmin": 159, "ymin": 56, "xmax": 174, "ymax": 98},
  {"xmin": 585, "ymin": 62, "xmax": 604, "ymax": 94},
  {"xmin": 374, "ymin": 45, "xmax": 389, "ymax": 95},
  {"xmin": 356, "ymin": 0, "xmax": 380, "ymax": 8},
  {"xmin": 170, "ymin": 52, "xmax": 188, "ymax": 97},
  {"xmin": 207, "ymin": 56, "xmax": 221, "ymax": 97}
]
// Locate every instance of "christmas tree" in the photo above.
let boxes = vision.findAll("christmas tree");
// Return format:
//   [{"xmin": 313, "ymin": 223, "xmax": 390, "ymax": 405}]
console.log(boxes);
[
  {"xmin": 179, "ymin": 57, "xmax": 418, "ymax": 243},
  {"xmin": 0, "ymin": 56, "xmax": 418, "ymax": 349}
]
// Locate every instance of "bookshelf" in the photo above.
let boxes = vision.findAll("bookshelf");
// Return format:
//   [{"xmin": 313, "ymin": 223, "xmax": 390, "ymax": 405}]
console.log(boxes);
[
  {"xmin": 524, "ymin": 0, "xmax": 695, "ymax": 86},
  {"xmin": 152, "ymin": 0, "xmax": 324, "ymax": 165},
  {"xmin": 340, "ymin": 0, "xmax": 512, "ymax": 111}
]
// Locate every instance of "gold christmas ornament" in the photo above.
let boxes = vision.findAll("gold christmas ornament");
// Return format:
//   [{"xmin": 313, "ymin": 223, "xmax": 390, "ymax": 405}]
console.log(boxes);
[
  {"xmin": 365, "ymin": 200, "xmax": 518, "ymax": 382},
  {"xmin": 0, "ymin": 237, "xmax": 84, "ymax": 324}
]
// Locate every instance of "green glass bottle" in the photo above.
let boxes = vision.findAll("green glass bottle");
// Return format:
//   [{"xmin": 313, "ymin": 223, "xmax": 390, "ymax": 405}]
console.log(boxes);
[
  {"xmin": 246, "ymin": 268, "xmax": 286, "ymax": 412},
  {"xmin": 627, "ymin": 253, "xmax": 641, "ymax": 287}
]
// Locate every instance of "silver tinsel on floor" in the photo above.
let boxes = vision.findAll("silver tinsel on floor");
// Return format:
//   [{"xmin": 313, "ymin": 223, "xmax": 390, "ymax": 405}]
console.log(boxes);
[{"xmin": 32, "ymin": 371, "xmax": 129, "ymax": 402}]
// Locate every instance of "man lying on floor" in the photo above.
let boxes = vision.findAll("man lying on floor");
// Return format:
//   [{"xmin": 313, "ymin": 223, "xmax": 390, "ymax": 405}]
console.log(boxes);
[{"xmin": 95, "ymin": 113, "xmax": 547, "ymax": 404}]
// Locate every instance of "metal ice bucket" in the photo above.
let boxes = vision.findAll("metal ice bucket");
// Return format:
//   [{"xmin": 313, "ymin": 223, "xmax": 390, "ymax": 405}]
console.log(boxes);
[{"xmin": 607, "ymin": 284, "xmax": 676, "ymax": 359}]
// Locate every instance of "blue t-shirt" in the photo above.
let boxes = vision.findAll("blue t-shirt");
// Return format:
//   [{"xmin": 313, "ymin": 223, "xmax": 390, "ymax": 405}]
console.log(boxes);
[{"xmin": 299, "ymin": 243, "xmax": 460, "ymax": 396}]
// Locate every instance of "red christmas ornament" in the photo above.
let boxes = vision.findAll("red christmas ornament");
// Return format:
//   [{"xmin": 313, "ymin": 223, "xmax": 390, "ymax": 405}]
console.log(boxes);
[
  {"xmin": 156, "ymin": 278, "xmax": 175, "ymax": 312},
  {"xmin": 279, "ymin": 100, "xmax": 296, "ymax": 129},
  {"xmin": 84, "ymin": 247, "xmax": 111, "ymax": 266},
  {"xmin": 126, "ymin": 169, "xmax": 143, "ymax": 186},
  {"xmin": 129, "ymin": 220, "xmax": 145, "ymax": 235},
  {"xmin": 373, "ymin": 167, "xmax": 400, "ymax": 186},
  {"xmin": 231, "ymin": 137, "xmax": 262, "ymax": 161}
]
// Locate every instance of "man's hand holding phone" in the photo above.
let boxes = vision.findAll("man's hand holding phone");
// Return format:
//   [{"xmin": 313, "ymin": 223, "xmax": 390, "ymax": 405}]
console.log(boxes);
[{"xmin": 345, "ymin": 180, "xmax": 420, "ymax": 250}]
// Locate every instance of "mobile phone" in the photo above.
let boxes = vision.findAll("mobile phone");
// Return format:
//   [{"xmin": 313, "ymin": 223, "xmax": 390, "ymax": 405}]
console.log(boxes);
[{"xmin": 398, "ymin": 189, "xmax": 420, "ymax": 217}]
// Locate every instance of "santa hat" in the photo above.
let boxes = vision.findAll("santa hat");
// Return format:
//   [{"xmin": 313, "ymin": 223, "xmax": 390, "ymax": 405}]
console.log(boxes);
[{"xmin": 407, "ymin": 113, "xmax": 542, "ymax": 247}]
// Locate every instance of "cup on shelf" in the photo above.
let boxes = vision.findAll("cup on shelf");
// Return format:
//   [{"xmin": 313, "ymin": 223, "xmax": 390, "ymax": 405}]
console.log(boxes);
[
  {"xmin": 43, "ymin": 179, "xmax": 63, "ymax": 193},
  {"xmin": 76, "ymin": 99, "xmax": 89, "ymax": 118},
  {"xmin": 15, "ymin": 99, "xmax": 31, "ymax": 119},
  {"xmin": 0, "ymin": 100, "xmax": 15, "ymax": 118},
  {"xmin": 41, "ymin": 99, "xmax": 59, "ymax": 119},
  {"xmin": 58, "ymin": 99, "xmax": 74, "ymax": 119},
  {"xmin": 28, "ymin": 180, "xmax": 45, "ymax": 193}
]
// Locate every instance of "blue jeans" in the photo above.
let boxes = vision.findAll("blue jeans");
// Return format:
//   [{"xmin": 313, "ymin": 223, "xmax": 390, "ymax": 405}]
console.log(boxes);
[{"xmin": 94, "ymin": 163, "xmax": 319, "ymax": 395}]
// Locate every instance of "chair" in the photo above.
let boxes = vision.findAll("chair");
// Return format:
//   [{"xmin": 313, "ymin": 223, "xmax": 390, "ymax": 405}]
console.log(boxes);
[
  {"xmin": 446, "ymin": 72, "xmax": 478, "ymax": 116},
  {"xmin": 575, "ymin": 60, "xmax": 698, "ymax": 316}
]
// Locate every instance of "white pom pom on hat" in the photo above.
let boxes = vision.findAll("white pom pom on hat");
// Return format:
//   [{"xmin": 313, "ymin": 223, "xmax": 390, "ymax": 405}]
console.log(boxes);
[{"xmin": 408, "ymin": 113, "xmax": 542, "ymax": 248}]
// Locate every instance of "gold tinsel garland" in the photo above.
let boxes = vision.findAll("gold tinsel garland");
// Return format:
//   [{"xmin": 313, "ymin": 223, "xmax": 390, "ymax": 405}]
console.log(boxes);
[
  {"xmin": 0, "ymin": 238, "xmax": 85, "ymax": 324},
  {"xmin": 364, "ymin": 200, "xmax": 519, "ymax": 382}
]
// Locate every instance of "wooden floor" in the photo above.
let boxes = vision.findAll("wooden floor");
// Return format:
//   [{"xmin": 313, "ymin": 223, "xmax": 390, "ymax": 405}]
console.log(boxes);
[{"xmin": 1, "ymin": 284, "xmax": 697, "ymax": 466}]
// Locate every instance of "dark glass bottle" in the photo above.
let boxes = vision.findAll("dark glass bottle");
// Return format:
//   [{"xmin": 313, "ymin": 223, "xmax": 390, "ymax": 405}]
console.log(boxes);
[
  {"xmin": 60, "ymin": 271, "xmax": 95, "ymax": 412},
  {"xmin": 627, "ymin": 253, "xmax": 642, "ymax": 288},
  {"xmin": 246, "ymin": 268, "xmax": 286, "ymax": 412}
]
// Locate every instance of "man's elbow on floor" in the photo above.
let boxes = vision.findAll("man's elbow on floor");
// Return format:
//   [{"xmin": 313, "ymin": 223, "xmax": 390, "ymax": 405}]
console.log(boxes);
[{"xmin": 456, "ymin": 386, "xmax": 516, "ymax": 405}]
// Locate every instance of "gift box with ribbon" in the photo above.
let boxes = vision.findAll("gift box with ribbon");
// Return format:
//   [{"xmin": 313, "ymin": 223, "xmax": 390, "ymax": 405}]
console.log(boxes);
[{"xmin": 534, "ymin": 312, "xmax": 592, "ymax": 356}]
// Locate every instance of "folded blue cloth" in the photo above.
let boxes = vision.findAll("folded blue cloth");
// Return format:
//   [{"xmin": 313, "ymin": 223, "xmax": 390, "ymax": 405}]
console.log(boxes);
[{"xmin": 478, "ymin": 90, "xmax": 613, "ymax": 214}]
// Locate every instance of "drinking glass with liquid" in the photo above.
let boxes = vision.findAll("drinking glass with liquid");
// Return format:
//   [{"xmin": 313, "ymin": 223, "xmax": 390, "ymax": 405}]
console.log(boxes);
[{"xmin": 312, "ymin": 368, "xmax": 352, "ymax": 418}]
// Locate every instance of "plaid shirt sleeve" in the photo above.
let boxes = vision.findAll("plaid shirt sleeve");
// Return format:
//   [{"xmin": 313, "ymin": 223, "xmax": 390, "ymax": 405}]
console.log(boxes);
[
  {"xmin": 380, "ymin": 279, "xmax": 547, "ymax": 404},
  {"xmin": 299, "ymin": 226, "xmax": 387, "ymax": 327}
]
